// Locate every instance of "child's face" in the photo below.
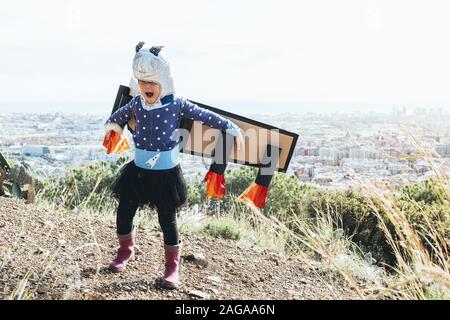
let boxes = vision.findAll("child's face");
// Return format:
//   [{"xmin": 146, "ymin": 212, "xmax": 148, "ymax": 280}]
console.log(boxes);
[{"xmin": 138, "ymin": 80, "xmax": 161, "ymax": 104}]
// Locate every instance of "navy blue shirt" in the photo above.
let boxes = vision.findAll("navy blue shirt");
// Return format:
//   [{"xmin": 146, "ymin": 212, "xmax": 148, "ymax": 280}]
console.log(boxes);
[{"xmin": 105, "ymin": 95, "xmax": 240, "ymax": 152}]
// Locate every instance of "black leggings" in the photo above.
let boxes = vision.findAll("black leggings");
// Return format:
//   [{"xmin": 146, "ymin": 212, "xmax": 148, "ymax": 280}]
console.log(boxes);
[{"xmin": 116, "ymin": 199, "xmax": 179, "ymax": 246}]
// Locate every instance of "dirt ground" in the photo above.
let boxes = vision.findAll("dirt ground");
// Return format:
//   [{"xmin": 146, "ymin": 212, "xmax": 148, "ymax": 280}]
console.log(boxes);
[{"xmin": 0, "ymin": 197, "xmax": 357, "ymax": 300}]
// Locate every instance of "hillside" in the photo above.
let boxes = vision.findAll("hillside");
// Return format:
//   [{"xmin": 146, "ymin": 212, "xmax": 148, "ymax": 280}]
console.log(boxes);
[{"xmin": 0, "ymin": 197, "xmax": 356, "ymax": 300}]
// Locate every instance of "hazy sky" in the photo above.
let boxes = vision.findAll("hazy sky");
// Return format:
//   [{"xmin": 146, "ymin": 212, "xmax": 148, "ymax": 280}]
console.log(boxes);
[{"xmin": 1, "ymin": 0, "xmax": 450, "ymax": 113}]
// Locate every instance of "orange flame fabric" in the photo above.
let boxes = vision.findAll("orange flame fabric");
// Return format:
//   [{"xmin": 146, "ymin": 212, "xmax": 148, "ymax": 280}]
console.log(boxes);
[
  {"xmin": 237, "ymin": 182, "xmax": 269, "ymax": 208},
  {"xmin": 205, "ymin": 171, "xmax": 226, "ymax": 200},
  {"xmin": 102, "ymin": 131, "xmax": 130, "ymax": 155}
]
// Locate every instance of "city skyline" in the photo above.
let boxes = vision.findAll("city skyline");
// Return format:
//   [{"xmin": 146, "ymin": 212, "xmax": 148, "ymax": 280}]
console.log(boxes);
[
  {"xmin": 1, "ymin": 100, "xmax": 449, "ymax": 116},
  {"xmin": 1, "ymin": 110, "xmax": 449, "ymax": 190}
]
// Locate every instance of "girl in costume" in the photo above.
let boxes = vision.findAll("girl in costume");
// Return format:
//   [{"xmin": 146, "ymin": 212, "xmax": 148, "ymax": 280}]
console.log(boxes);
[{"xmin": 103, "ymin": 42, "xmax": 243, "ymax": 289}]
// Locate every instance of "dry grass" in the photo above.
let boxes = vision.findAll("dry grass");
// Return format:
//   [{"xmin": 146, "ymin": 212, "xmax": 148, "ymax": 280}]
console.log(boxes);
[{"xmin": 357, "ymin": 130, "xmax": 450, "ymax": 299}]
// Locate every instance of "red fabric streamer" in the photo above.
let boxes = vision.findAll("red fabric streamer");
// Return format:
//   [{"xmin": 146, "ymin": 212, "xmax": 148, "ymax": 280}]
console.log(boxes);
[
  {"xmin": 205, "ymin": 171, "xmax": 226, "ymax": 200},
  {"xmin": 237, "ymin": 182, "xmax": 269, "ymax": 208}
]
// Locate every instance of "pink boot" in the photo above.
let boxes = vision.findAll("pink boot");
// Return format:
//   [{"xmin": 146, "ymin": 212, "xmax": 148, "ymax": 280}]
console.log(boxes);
[
  {"xmin": 162, "ymin": 242, "xmax": 181, "ymax": 289},
  {"xmin": 109, "ymin": 229, "xmax": 135, "ymax": 272}
]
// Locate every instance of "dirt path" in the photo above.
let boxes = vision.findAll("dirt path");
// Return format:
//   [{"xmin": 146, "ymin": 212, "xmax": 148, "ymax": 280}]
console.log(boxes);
[{"xmin": 0, "ymin": 197, "xmax": 357, "ymax": 300}]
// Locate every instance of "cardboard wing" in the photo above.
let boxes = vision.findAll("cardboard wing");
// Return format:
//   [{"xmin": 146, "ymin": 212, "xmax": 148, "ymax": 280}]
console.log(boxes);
[{"xmin": 111, "ymin": 85, "xmax": 299, "ymax": 172}]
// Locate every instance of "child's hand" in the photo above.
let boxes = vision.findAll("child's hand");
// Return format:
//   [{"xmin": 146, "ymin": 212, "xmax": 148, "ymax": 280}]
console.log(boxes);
[{"xmin": 103, "ymin": 130, "xmax": 130, "ymax": 154}]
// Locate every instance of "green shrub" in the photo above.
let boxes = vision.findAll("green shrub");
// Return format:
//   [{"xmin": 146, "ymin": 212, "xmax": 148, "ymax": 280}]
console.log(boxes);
[
  {"xmin": 398, "ymin": 179, "xmax": 449, "ymax": 205},
  {"xmin": 186, "ymin": 180, "xmax": 203, "ymax": 205},
  {"xmin": 396, "ymin": 179, "xmax": 450, "ymax": 256},
  {"xmin": 305, "ymin": 179, "xmax": 450, "ymax": 267},
  {"xmin": 36, "ymin": 157, "xmax": 128, "ymax": 211},
  {"xmin": 202, "ymin": 219, "xmax": 242, "ymax": 240},
  {"xmin": 306, "ymin": 189, "xmax": 397, "ymax": 266}
]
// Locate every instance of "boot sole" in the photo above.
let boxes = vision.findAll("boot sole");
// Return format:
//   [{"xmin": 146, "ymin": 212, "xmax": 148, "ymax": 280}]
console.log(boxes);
[
  {"xmin": 109, "ymin": 255, "xmax": 135, "ymax": 273},
  {"xmin": 109, "ymin": 265, "xmax": 125, "ymax": 273},
  {"xmin": 161, "ymin": 280, "xmax": 179, "ymax": 290}
]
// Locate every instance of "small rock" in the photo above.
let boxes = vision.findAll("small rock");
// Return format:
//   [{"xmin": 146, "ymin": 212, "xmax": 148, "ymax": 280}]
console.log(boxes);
[
  {"xmin": 188, "ymin": 290, "xmax": 210, "ymax": 299},
  {"xmin": 299, "ymin": 278, "xmax": 309, "ymax": 284},
  {"xmin": 182, "ymin": 253, "xmax": 208, "ymax": 268},
  {"xmin": 44, "ymin": 220, "xmax": 54, "ymax": 228},
  {"xmin": 58, "ymin": 239, "xmax": 66, "ymax": 246},
  {"xmin": 287, "ymin": 289, "xmax": 303, "ymax": 299},
  {"xmin": 84, "ymin": 292, "xmax": 105, "ymax": 300},
  {"xmin": 206, "ymin": 276, "xmax": 222, "ymax": 284},
  {"xmin": 34, "ymin": 247, "xmax": 45, "ymax": 255},
  {"xmin": 134, "ymin": 245, "xmax": 142, "ymax": 255},
  {"xmin": 194, "ymin": 252, "xmax": 206, "ymax": 260},
  {"xmin": 0, "ymin": 222, "xmax": 5, "ymax": 228},
  {"xmin": 207, "ymin": 288, "xmax": 219, "ymax": 295},
  {"xmin": 37, "ymin": 287, "xmax": 50, "ymax": 295},
  {"xmin": 123, "ymin": 285, "xmax": 132, "ymax": 291}
]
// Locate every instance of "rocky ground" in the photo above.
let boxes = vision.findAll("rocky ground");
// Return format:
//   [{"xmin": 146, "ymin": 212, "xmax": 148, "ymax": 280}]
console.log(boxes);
[{"xmin": 0, "ymin": 197, "xmax": 357, "ymax": 300}]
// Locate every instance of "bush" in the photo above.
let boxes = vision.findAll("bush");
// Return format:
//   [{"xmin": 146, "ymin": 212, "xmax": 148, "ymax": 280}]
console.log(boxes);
[
  {"xmin": 396, "ymin": 179, "xmax": 450, "ymax": 254},
  {"xmin": 202, "ymin": 219, "xmax": 242, "ymax": 240},
  {"xmin": 398, "ymin": 179, "xmax": 449, "ymax": 205},
  {"xmin": 36, "ymin": 158, "xmax": 128, "ymax": 211},
  {"xmin": 306, "ymin": 189, "xmax": 397, "ymax": 266},
  {"xmin": 305, "ymin": 179, "xmax": 450, "ymax": 267}
]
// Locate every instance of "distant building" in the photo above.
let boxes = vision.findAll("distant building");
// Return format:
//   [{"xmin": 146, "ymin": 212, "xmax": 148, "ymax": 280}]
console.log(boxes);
[
  {"xmin": 313, "ymin": 177, "xmax": 333, "ymax": 185},
  {"xmin": 436, "ymin": 145, "xmax": 450, "ymax": 156},
  {"xmin": 349, "ymin": 148, "xmax": 381, "ymax": 160},
  {"xmin": 294, "ymin": 167, "xmax": 312, "ymax": 182},
  {"xmin": 319, "ymin": 148, "xmax": 343, "ymax": 161},
  {"xmin": 295, "ymin": 146, "xmax": 319, "ymax": 157},
  {"xmin": 295, "ymin": 173, "xmax": 310, "ymax": 182},
  {"xmin": 21, "ymin": 145, "xmax": 50, "ymax": 157}
]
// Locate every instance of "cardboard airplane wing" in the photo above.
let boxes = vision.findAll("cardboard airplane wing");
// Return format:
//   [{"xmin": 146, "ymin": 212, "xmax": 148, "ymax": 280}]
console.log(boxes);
[{"xmin": 107, "ymin": 85, "xmax": 299, "ymax": 208}]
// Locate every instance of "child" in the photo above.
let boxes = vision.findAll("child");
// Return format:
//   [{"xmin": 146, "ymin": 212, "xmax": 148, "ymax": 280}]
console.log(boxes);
[{"xmin": 104, "ymin": 42, "xmax": 243, "ymax": 289}]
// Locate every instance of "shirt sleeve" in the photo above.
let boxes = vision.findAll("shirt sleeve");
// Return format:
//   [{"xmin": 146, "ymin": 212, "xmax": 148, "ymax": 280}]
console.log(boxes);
[
  {"xmin": 104, "ymin": 97, "xmax": 135, "ymax": 135},
  {"xmin": 180, "ymin": 98, "xmax": 241, "ymax": 136}
]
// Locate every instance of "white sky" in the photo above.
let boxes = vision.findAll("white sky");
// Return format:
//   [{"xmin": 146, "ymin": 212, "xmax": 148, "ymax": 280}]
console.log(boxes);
[{"xmin": 1, "ymin": 0, "xmax": 450, "ymax": 112}]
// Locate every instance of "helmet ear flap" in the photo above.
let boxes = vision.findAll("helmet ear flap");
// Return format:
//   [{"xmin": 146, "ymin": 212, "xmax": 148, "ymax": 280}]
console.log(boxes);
[
  {"xmin": 135, "ymin": 41, "xmax": 145, "ymax": 53},
  {"xmin": 149, "ymin": 46, "xmax": 164, "ymax": 56}
]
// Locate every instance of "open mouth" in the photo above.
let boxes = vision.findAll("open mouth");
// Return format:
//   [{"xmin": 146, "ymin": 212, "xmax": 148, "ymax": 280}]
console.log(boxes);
[{"xmin": 145, "ymin": 92, "xmax": 154, "ymax": 98}]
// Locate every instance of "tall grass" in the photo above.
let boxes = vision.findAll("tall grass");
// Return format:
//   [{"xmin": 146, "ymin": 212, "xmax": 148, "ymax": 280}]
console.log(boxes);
[
  {"xmin": 364, "ymin": 185, "xmax": 449, "ymax": 299},
  {"xmin": 284, "ymin": 130, "xmax": 449, "ymax": 300}
]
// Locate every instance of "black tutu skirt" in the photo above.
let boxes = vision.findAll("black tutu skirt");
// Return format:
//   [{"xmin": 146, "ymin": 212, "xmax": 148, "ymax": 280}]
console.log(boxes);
[{"xmin": 111, "ymin": 161, "xmax": 188, "ymax": 212}]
